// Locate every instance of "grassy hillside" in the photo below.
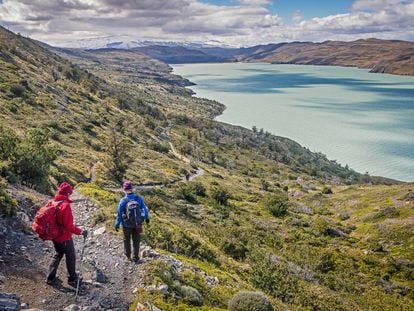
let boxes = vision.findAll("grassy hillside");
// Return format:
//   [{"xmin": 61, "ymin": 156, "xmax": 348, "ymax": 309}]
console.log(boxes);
[{"xmin": 1, "ymin": 26, "xmax": 413, "ymax": 310}]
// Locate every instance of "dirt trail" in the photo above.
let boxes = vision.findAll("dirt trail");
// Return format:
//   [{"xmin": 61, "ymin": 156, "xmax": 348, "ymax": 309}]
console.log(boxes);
[
  {"xmin": 105, "ymin": 141, "xmax": 205, "ymax": 193},
  {"xmin": 1, "ymin": 143, "xmax": 206, "ymax": 310},
  {"xmin": 0, "ymin": 189, "xmax": 161, "ymax": 310}
]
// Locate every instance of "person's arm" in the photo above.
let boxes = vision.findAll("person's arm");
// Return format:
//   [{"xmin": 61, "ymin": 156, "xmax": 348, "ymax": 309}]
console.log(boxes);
[
  {"xmin": 61, "ymin": 203, "xmax": 82, "ymax": 235},
  {"xmin": 115, "ymin": 199, "xmax": 125, "ymax": 229},
  {"xmin": 138, "ymin": 196, "xmax": 149, "ymax": 221}
]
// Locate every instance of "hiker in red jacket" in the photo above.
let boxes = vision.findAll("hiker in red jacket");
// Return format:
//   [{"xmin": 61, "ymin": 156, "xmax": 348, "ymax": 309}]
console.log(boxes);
[{"xmin": 46, "ymin": 182, "xmax": 88, "ymax": 287}]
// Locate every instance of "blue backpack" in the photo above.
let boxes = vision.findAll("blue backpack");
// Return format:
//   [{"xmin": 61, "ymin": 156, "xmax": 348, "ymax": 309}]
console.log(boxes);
[{"xmin": 123, "ymin": 196, "xmax": 142, "ymax": 228}]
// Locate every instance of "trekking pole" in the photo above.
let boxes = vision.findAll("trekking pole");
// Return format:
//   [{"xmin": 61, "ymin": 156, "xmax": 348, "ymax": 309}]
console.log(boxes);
[{"xmin": 75, "ymin": 235, "xmax": 86, "ymax": 300}]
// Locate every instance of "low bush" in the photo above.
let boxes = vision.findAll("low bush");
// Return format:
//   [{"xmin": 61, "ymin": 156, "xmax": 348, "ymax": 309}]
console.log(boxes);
[
  {"xmin": 228, "ymin": 291, "xmax": 274, "ymax": 311},
  {"xmin": 147, "ymin": 141, "xmax": 169, "ymax": 154},
  {"xmin": 0, "ymin": 126, "xmax": 57, "ymax": 192},
  {"xmin": 250, "ymin": 251, "xmax": 298, "ymax": 302},
  {"xmin": 263, "ymin": 192, "xmax": 289, "ymax": 217},
  {"xmin": 14, "ymin": 129, "xmax": 57, "ymax": 192},
  {"xmin": 0, "ymin": 178, "xmax": 17, "ymax": 216},
  {"xmin": 176, "ymin": 181, "xmax": 207, "ymax": 203},
  {"xmin": 210, "ymin": 186, "xmax": 229, "ymax": 205},
  {"xmin": 10, "ymin": 83, "xmax": 26, "ymax": 97},
  {"xmin": 321, "ymin": 186, "xmax": 333, "ymax": 194},
  {"xmin": 145, "ymin": 221, "xmax": 219, "ymax": 265},
  {"xmin": 177, "ymin": 183, "xmax": 198, "ymax": 203},
  {"xmin": 221, "ymin": 240, "xmax": 248, "ymax": 260},
  {"xmin": 180, "ymin": 285, "xmax": 203, "ymax": 306}
]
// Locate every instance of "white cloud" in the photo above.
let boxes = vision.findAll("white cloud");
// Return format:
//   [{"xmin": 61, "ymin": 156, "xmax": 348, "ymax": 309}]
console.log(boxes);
[
  {"xmin": 352, "ymin": 0, "xmax": 401, "ymax": 10},
  {"xmin": 0, "ymin": 0, "xmax": 413, "ymax": 47},
  {"xmin": 292, "ymin": 10, "xmax": 303, "ymax": 23}
]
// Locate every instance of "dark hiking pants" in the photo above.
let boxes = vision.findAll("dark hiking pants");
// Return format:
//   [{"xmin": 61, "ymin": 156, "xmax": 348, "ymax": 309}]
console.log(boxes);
[
  {"xmin": 123, "ymin": 227, "xmax": 141, "ymax": 260},
  {"xmin": 47, "ymin": 239, "xmax": 77, "ymax": 282}
]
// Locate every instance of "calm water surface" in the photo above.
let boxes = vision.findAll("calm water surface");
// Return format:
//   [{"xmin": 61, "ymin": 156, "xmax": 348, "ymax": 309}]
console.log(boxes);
[{"xmin": 173, "ymin": 63, "xmax": 414, "ymax": 182}]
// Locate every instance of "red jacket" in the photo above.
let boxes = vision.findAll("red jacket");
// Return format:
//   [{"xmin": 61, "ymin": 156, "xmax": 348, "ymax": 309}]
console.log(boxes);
[{"xmin": 53, "ymin": 194, "xmax": 81, "ymax": 243}]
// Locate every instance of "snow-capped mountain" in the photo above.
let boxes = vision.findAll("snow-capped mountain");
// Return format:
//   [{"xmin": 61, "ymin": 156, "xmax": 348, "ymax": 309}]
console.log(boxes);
[{"xmin": 53, "ymin": 35, "xmax": 232, "ymax": 50}]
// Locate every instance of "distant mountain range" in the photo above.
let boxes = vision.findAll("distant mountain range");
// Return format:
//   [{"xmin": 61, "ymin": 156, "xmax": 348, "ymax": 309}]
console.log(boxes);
[
  {"xmin": 63, "ymin": 38, "xmax": 414, "ymax": 76},
  {"xmin": 130, "ymin": 39, "xmax": 414, "ymax": 76}
]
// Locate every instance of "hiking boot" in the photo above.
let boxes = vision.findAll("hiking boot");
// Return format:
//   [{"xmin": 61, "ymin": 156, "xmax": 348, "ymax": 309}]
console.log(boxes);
[
  {"xmin": 67, "ymin": 275, "xmax": 82, "ymax": 288},
  {"xmin": 46, "ymin": 277, "xmax": 61, "ymax": 286},
  {"xmin": 133, "ymin": 257, "xmax": 143, "ymax": 264}
]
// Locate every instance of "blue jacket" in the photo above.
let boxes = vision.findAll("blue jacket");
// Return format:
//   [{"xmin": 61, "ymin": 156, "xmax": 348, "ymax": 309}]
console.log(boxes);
[{"xmin": 115, "ymin": 193, "xmax": 149, "ymax": 229}]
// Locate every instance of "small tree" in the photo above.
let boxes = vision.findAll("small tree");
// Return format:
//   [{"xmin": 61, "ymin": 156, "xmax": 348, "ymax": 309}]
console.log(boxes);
[{"xmin": 105, "ymin": 128, "xmax": 131, "ymax": 183}]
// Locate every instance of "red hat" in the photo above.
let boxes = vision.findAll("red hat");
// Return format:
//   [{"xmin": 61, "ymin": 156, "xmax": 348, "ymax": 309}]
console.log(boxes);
[
  {"xmin": 123, "ymin": 181, "xmax": 133, "ymax": 191},
  {"xmin": 58, "ymin": 182, "xmax": 73, "ymax": 196}
]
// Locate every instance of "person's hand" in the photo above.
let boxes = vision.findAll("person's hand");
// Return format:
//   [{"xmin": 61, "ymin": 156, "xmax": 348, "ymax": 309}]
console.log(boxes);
[
  {"xmin": 145, "ymin": 219, "xmax": 150, "ymax": 224},
  {"xmin": 81, "ymin": 229, "xmax": 88, "ymax": 238},
  {"xmin": 115, "ymin": 225, "xmax": 119, "ymax": 232}
]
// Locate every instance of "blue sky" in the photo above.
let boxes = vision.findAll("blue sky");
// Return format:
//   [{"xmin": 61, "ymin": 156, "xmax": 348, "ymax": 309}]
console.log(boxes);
[
  {"xmin": 203, "ymin": 0, "xmax": 353, "ymax": 21},
  {"xmin": 0, "ymin": 0, "xmax": 413, "ymax": 47}
]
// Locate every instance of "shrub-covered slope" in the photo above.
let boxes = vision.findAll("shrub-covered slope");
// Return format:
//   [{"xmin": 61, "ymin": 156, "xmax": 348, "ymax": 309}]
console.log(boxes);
[{"xmin": 1, "ymin": 26, "xmax": 413, "ymax": 310}]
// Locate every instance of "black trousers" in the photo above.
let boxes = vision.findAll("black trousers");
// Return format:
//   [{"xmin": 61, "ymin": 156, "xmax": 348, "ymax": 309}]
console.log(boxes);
[
  {"xmin": 123, "ymin": 227, "xmax": 141, "ymax": 260},
  {"xmin": 46, "ymin": 239, "xmax": 77, "ymax": 281}
]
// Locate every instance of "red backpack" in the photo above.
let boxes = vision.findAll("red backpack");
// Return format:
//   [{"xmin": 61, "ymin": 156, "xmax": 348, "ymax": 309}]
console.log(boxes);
[{"xmin": 32, "ymin": 200, "xmax": 64, "ymax": 241}]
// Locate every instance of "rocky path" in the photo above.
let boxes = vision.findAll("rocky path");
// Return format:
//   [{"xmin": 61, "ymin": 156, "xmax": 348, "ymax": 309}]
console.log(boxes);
[{"xmin": 0, "ymin": 189, "xmax": 167, "ymax": 311}]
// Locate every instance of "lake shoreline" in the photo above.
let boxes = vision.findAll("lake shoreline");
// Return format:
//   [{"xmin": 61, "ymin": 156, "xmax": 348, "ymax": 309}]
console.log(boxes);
[{"xmin": 173, "ymin": 63, "xmax": 414, "ymax": 182}]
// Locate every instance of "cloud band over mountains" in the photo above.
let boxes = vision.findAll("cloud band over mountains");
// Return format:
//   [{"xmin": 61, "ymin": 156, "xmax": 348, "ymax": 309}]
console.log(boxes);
[{"xmin": 0, "ymin": 0, "xmax": 413, "ymax": 47}]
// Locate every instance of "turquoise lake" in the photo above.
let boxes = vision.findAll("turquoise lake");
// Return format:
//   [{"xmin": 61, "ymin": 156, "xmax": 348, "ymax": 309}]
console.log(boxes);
[{"xmin": 173, "ymin": 63, "xmax": 414, "ymax": 182}]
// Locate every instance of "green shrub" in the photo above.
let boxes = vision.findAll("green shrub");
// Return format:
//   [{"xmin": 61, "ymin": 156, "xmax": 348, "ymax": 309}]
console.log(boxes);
[
  {"xmin": 316, "ymin": 252, "xmax": 337, "ymax": 273},
  {"xmin": 13, "ymin": 129, "xmax": 57, "ymax": 192},
  {"xmin": 10, "ymin": 83, "xmax": 26, "ymax": 97},
  {"xmin": 260, "ymin": 179, "xmax": 270, "ymax": 191},
  {"xmin": 221, "ymin": 240, "xmax": 248, "ymax": 260},
  {"xmin": 313, "ymin": 217, "xmax": 330, "ymax": 235},
  {"xmin": 210, "ymin": 186, "xmax": 229, "ymax": 205},
  {"xmin": 339, "ymin": 212, "xmax": 350, "ymax": 220},
  {"xmin": 321, "ymin": 186, "xmax": 333, "ymax": 194},
  {"xmin": 264, "ymin": 192, "xmax": 289, "ymax": 217},
  {"xmin": 145, "ymin": 222, "xmax": 219, "ymax": 265},
  {"xmin": 147, "ymin": 141, "xmax": 169, "ymax": 154},
  {"xmin": 0, "ymin": 127, "xmax": 56, "ymax": 192},
  {"xmin": 177, "ymin": 183, "xmax": 197, "ymax": 203},
  {"xmin": 0, "ymin": 126, "xmax": 18, "ymax": 161},
  {"xmin": 0, "ymin": 178, "xmax": 17, "ymax": 216},
  {"xmin": 0, "ymin": 126, "xmax": 18, "ymax": 180},
  {"xmin": 143, "ymin": 195, "xmax": 165, "ymax": 212},
  {"xmin": 228, "ymin": 291, "xmax": 274, "ymax": 311},
  {"xmin": 176, "ymin": 181, "xmax": 207, "ymax": 203},
  {"xmin": 180, "ymin": 285, "xmax": 203, "ymax": 306},
  {"xmin": 191, "ymin": 181, "xmax": 206, "ymax": 197},
  {"xmin": 250, "ymin": 251, "xmax": 297, "ymax": 302}
]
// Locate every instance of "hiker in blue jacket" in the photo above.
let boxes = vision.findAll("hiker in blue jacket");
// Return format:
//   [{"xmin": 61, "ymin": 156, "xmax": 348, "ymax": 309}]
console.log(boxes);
[{"xmin": 115, "ymin": 181, "xmax": 149, "ymax": 263}]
